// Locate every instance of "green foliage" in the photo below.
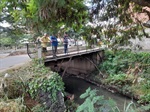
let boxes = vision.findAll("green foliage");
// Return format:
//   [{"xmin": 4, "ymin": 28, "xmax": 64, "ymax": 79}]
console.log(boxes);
[
  {"xmin": 76, "ymin": 87, "xmax": 143, "ymax": 112},
  {"xmin": 100, "ymin": 50, "xmax": 150, "ymax": 75},
  {"xmin": 105, "ymin": 73, "xmax": 127, "ymax": 86},
  {"xmin": 100, "ymin": 50, "xmax": 130, "ymax": 75},
  {"xmin": 65, "ymin": 100, "xmax": 78, "ymax": 112},
  {"xmin": 132, "ymin": 4, "xmax": 143, "ymax": 12},
  {"xmin": 76, "ymin": 87, "xmax": 118, "ymax": 112},
  {"xmin": 1, "ymin": 0, "xmax": 149, "ymax": 48},
  {"xmin": 122, "ymin": 85, "xmax": 133, "ymax": 95},
  {"xmin": 141, "ymin": 80, "xmax": 150, "ymax": 94},
  {"xmin": 31, "ymin": 59, "xmax": 50, "ymax": 75},
  {"xmin": 99, "ymin": 49, "xmax": 150, "ymax": 103},
  {"xmin": 136, "ymin": 80, "xmax": 150, "ymax": 103},
  {"xmin": 123, "ymin": 101, "xmax": 137, "ymax": 112},
  {"xmin": 138, "ymin": 104, "xmax": 150, "ymax": 112},
  {"xmin": 139, "ymin": 94, "xmax": 150, "ymax": 104},
  {"xmin": 0, "ymin": 0, "xmax": 88, "ymax": 33},
  {"xmin": 31, "ymin": 104, "xmax": 45, "ymax": 112},
  {"xmin": 88, "ymin": 0, "xmax": 149, "ymax": 47},
  {"xmin": 28, "ymin": 72, "xmax": 64, "ymax": 102},
  {"xmin": 0, "ymin": 37, "xmax": 12, "ymax": 46},
  {"xmin": 27, "ymin": 61, "xmax": 64, "ymax": 102}
]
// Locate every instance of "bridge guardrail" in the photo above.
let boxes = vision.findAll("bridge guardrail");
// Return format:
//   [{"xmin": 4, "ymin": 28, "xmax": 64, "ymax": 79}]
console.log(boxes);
[{"xmin": 26, "ymin": 40, "xmax": 104, "ymax": 59}]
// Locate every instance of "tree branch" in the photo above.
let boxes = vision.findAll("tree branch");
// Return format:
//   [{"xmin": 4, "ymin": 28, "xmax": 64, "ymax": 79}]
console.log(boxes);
[{"xmin": 130, "ymin": 0, "xmax": 150, "ymax": 7}]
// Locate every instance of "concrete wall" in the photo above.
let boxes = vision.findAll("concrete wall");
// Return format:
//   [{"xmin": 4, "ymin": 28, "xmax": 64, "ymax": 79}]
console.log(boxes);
[{"xmin": 59, "ymin": 52, "xmax": 104, "ymax": 75}]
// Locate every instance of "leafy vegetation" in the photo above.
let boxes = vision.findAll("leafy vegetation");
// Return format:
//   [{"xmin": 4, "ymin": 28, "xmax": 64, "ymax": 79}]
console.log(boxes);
[
  {"xmin": 76, "ymin": 87, "xmax": 118, "ymax": 112},
  {"xmin": 0, "ymin": 0, "xmax": 149, "ymax": 49},
  {"xmin": 0, "ymin": 60, "xmax": 65, "ymax": 112},
  {"xmin": 76, "ymin": 87, "xmax": 148, "ymax": 112},
  {"xmin": 98, "ymin": 49, "xmax": 150, "ymax": 104},
  {"xmin": 100, "ymin": 50, "xmax": 150, "ymax": 75},
  {"xmin": 31, "ymin": 104, "xmax": 45, "ymax": 112},
  {"xmin": 24, "ymin": 60, "xmax": 65, "ymax": 112},
  {"xmin": 28, "ymin": 72, "xmax": 64, "ymax": 102},
  {"xmin": 105, "ymin": 73, "xmax": 129, "ymax": 86},
  {"xmin": 0, "ymin": 0, "xmax": 88, "ymax": 33},
  {"xmin": 138, "ymin": 80, "xmax": 150, "ymax": 103}
]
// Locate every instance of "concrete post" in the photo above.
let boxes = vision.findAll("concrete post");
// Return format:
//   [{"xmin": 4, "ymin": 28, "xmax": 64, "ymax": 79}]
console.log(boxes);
[
  {"xmin": 37, "ymin": 43, "xmax": 42, "ymax": 64},
  {"xmin": 38, "ymin": 44, "xmax": 42, "ymax": 59}
]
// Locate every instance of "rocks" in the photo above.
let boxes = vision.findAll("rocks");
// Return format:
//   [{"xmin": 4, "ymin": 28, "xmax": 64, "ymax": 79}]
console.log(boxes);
[{"xmin": 38, "ymin": 90, "xmax": 66, "ymax": 112}]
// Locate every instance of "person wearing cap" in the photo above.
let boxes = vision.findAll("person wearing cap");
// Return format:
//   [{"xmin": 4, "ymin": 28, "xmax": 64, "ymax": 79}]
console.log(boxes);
[{"xmin": 40, "ymin": 33, "xmax": 50, "ymax": 57}]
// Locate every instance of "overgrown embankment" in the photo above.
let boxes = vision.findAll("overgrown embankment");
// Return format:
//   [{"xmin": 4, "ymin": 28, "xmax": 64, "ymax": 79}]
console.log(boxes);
[
  {"xmin": 0, "ymin": 60, "xmax": 65, "ymax": 112},
  {"xmin": 88, "ymin": 50, "xmax": 150, "ymax": 104}
]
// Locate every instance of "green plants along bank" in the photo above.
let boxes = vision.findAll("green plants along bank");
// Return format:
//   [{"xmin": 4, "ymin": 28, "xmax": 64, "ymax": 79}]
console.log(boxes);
[
  {"xmin": 27, "ymin": 60, "xmax": 65, "ymax": 112},
  {"xmin": 0, "ymin": 59, "xmax": 66, "ymax": 112},
  {"xmin": 97, "ymin": 49, "xmax": 150, "ymax": 104}
]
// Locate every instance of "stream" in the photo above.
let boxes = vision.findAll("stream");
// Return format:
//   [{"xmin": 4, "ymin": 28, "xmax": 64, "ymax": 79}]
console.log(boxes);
[{"xmin": 63, "ymin": 76, "xmax": 137, "ymax": 111}]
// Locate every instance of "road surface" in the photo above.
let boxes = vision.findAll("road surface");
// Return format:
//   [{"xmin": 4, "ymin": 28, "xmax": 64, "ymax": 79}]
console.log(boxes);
[{"xmin": 0, "ymin": 54, "xmax": 31, "ymax": 72}]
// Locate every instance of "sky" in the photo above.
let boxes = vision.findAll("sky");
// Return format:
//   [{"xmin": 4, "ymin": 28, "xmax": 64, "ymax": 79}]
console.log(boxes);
[{"xmin": 0, "ymin": 21, "xmax": 10, "ymax": 27}]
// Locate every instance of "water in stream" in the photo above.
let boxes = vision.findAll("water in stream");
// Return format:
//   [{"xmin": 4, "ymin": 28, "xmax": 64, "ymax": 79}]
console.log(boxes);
[{"xmin": 63, "ymin": 76, "xmax": 137, "ymax": 111}]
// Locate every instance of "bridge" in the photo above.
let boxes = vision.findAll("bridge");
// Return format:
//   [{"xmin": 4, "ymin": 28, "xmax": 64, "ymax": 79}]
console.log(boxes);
[{"xmin": 26, "ymin": 41, "xmax": 105, "ymax": 77}]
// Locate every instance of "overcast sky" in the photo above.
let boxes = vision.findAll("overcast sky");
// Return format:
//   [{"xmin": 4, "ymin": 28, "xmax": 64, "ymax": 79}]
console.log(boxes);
[{"xmin": 0, "ymin": 20, "xmax": 10, "ymax": 27}]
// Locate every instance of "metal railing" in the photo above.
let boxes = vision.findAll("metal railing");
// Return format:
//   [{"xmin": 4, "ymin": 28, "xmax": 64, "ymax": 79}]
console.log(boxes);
[{"xmin": 26, "ymin": 40, "xmax": 104, "ymax": 59}]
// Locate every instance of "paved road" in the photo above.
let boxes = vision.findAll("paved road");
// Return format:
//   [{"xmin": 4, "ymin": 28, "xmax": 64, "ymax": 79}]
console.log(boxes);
[{"xmin": 0, "ymin": 54, "xmax": 31, "ymax": 72}]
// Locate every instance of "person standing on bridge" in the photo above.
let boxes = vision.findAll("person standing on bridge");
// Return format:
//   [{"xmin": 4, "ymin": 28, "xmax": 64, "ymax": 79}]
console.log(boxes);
[
  {"xmin": 50, "ymin": 33, "xmax": 58, "ymax": 57},
  {"xmin": 63, "ymin": 32, "xmax": 69, "ymax": 54},
  {"xmin": 40, "ymin": 33, "xmax": 50, "ymax": 58}
]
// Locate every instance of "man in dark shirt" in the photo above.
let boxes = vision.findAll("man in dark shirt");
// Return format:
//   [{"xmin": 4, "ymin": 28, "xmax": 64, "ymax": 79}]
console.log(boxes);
[{"xmin": 63, "ymin": 32, "xmax": 69, "ymax": 54}]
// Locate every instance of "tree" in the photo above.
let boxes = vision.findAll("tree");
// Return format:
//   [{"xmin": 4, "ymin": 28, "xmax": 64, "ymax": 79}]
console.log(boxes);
[
  {"xmin": 0, "ymin": 0, "xmax": 88, "ymax": 34},
  {"xmin": 0, "ymin": 0, "xmax": 150, "ymax": 49},
  {"xmin": 131, "ymin": 0, "xmax": 150, "ymax": 7},
  {"xmin": 83, "ymin": 0, "xmax": 150, "ymax": 49}
]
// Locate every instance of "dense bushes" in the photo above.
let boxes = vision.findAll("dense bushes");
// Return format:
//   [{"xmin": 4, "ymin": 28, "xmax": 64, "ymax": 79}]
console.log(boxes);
[
  {"xmin": 99, "ymin": 50, "xmax": 150, "ymax": 104},
  {"xmin": 100, "ymin": 50, "xmax": 150, "ymax": 75}
]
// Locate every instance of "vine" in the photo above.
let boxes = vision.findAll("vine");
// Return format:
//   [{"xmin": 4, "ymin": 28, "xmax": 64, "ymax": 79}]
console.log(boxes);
[{"xmin": 27, "ymin": 60, "xmax": 64, "ymax": 102}]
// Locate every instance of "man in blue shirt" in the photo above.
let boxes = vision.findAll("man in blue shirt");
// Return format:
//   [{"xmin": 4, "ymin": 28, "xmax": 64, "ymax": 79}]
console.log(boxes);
[{"xmin": 50, "ymin": 34, "xmax": 58, "ymax": 57}]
